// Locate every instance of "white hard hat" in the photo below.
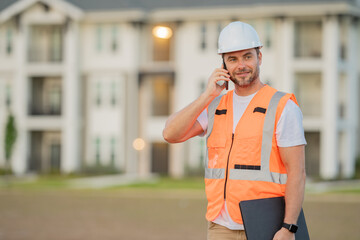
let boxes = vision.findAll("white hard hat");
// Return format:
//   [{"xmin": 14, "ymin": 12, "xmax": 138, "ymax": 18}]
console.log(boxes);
[{"xmin": 218, "ymin": 21, "xmax": 263, "ymax": 54}]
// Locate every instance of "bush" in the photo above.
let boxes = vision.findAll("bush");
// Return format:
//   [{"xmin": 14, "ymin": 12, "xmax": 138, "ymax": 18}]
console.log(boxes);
[
  {"xmin": 355, "ymin": 155, "xmax": 360, "ymax": 179},
  {"xmin": 0, "ymin": 168, "xmax": 12, "ymax": 175},
  {"xmin": 82, "ymin": 163, "xmax": 121, "ymax": 176}
]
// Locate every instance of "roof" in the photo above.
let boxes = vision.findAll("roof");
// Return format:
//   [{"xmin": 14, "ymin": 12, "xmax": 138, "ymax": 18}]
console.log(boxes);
[
  {"xmin": 0, "ymin": 0, "xmax": 17, "ymax": 11},
  {"xmin": 0, "ymin": 0, "xmax": 357, "ymax": 12},
  {"xmin": 64, "ymin": 0, "xmax": 359, "ymax": 11}
]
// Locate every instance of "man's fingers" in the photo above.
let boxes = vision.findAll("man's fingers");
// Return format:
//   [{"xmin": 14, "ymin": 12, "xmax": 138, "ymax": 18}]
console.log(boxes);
[
  {"xmin": 216, "ymin": 76, "xmax": 230, "ymax": 87},
  {"xmin": 215, "ymin": 71, "xmax": 230, "ymax": 79},
  {"xmin": 217, "ymin": 68, "xmax": 229, "ymax": 73},
  {"xmin": 208, "ymin": 67, "xmax": 230, "ymax": 92}
]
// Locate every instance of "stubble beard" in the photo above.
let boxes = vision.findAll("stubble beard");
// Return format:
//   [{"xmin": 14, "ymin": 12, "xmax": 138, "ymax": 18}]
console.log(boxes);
[{"xmin": 231, "ymin": 64, "xmax": 260, "ymax": 88}]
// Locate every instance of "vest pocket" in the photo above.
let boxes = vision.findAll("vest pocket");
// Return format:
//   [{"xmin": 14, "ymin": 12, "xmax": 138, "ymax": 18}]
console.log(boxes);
[
  {"xmin": 207, "ymin": 110, "xmax": 227, "ymax": 168},
  {"xmin": 232, "ymin": 135, "xmax": 261, "ymax": 167},
  {"xmin": 207, "ymin": 132, "xmax": 226, "ymax": 169}
]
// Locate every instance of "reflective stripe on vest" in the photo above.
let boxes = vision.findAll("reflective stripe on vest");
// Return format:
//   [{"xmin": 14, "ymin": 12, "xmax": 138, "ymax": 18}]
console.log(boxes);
[
  {"xmin": 204, "ymin": 94, "xmax": 224, "ymax": 179},
  {"xmin": 205, "ymin": 91, "xmax": 287, "ymax": 184}
]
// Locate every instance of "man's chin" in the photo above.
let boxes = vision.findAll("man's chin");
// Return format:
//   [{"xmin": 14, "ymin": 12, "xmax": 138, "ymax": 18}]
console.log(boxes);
[{"xmin": 232, "ymin": 78, "xmax": 254, "ymax": 88}]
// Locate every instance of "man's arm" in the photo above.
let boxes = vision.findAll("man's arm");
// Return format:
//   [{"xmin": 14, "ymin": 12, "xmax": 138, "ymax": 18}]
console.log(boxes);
[
  {"xmin": 163, "ymin": 67, "xmax": 230, "ymax": 143},
  {"xmin": 273, "ymin": 145, "xmax": 306, "ymax": 240},
  {"xmin": 162, "ymin": 95, "xmax": 210, "ymax": 143}
]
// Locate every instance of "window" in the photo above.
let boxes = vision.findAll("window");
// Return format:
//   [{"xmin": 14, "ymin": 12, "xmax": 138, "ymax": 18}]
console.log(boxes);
[
  {"xmin": 6, "ymin": 27, "xmax": 12, "ymax": 55},
  {"xmin": 5, "ymin": 84, "xmax": 11, "ymax": 107},
  {"xmin": 96, "ymin": 25, "xmax": 103, "ymax": 52},
  {"xmin": 295, "ymin": 73, "xmax": 322, "ymax": 117},
  {"xmin": 95, "ymin": 137, "xmax": 101, "ymax": 165},
  {"xmin": 199, "ymin": 79, "xmax": 206, "ymax": 95},
  {"xmin": 265, "ymin": 21, "xmax": 273, "ymax": 48},
  {"xmin": 151, "ymin": 142, "xmax": 169, "ymax": 174},
  {"xmin": 338, "ymin": 73, "xmax": 347, "ymax": 119},
  {"xmin": 95, "ymin": 81, "xmax": 102, "ymax": 107},
  {"xmin": 30, "ymin": 77, "xmax": 44, "ymax": 115},
  {"xmin": 216, "ymin": 22, "xmax": 222, "ymax": 49},
  {"xmin": 294, "ymin": 20, "xmax": 322, "ymax": 58},
  {"xmin": 339, "ymin": 19, "xmax": 348, "ymax": 61},
  {"xmin": 110, "ymin": 137, "xmax": 116, "ymax": 166},
  {"xmin": 140, "ymin": 73, "xmax": 174, "ymax": 117},
  {"xmin": 49, "ymin": 85, "xmax": 61, "ymax": 114},
  {"xmin": 200, "ymin": 23, "xmax": 207, "ymax": 50},
  {"xmin": 95, "ymin": 24, "xmax": 121, "ymax": 53},
  {"xmin": 51, "ymin": 26, "xmax": 62, "ymax": 61},
  {"xmin": 110, "ymin": 81, "xmax": 117, "ymax": 106},
  {"xmin": 151, "ymin": 76, "xmax": 172, "ymax": 116},
  {"xmin": 111, "ymin": 25, "xmax": 118, "ymax": 52}
]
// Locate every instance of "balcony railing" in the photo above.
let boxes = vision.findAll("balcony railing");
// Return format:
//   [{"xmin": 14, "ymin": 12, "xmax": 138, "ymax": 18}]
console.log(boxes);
[
  {"xmin": 28, "ymin": 49, "xmax": 63, "ymax": 63},
  {"xmin": 30, "ymin": 107, "xmax": 61, "ymax": 116}
]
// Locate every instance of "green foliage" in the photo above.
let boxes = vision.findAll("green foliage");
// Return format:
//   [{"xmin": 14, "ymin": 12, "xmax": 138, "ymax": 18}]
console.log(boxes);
[
  {"xmin": 118, "ymin": 177, "xmax": 205, "ymax": 190},
  {"xmin": 82, "ymin": 162, "xmax": 121, "ymax": 176},
  {"xmin": 0, "ymin": 167, "xmax": 12, "ymax": 175},
  {"xmin": 184, "ymin": 162, "xmax": 205, "ymax": 177},
  {"xmin": 0, "ymin": 175, "xmax": 205, "ymax": 191},
  {"xmin": 355, "ymin": 155, "xmax": 360, "ymax": 179},
  {"xmin": 1, "ymin": 175, "xmax": 71, "ymax": 190},
  {"xmin": 4, "ymin": 113, "xmax": 17, "ymax": 162}
]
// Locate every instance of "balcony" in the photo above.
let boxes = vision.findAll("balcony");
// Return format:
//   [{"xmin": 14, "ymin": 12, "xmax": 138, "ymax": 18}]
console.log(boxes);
[
  {"xmin": 294, "ymin": 20, "xmax": 322, "ymax": 59},
  {"xmin": 28, "ymin": 25, "xmax": 63, "ymax": 63},
  {"xmin": 29, "ymin": 131, "xmax": 61, "ymax": 173},
  {"xmin": 29, "ymin": 77, "xmax": 62, "ymax": 116},
  {"xmin": 294, "ymin": 72, "xmax": 322, "ymax": 118}
]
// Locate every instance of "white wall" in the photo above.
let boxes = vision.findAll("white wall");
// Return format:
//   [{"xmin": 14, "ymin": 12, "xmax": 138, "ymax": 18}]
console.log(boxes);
[
  {"xmin": 80, "ymin": 21, "xmax": 140, "ymax": 171},
  {"xmin": 80, "ymin": 22, "xmax": 138, "ymax": 72},
  {"xmin": 84, "ymin": 72, "xmax": 126, "ymax": 169}
]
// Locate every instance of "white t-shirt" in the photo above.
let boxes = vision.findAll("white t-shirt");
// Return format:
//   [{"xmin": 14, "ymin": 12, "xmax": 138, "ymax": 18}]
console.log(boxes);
[{"xmin": 197, "ymin": 91, "xmax": 307, "ymax": 230}]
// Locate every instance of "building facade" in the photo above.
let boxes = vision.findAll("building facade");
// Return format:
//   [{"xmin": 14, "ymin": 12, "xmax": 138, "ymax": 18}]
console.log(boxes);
[{"xmin": 0, "ymin": 0, "xmax": 359, "ymax": 180}]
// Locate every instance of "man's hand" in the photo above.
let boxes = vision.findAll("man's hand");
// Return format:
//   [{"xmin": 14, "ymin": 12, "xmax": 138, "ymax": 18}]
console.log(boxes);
[
  {"xmin": 272, "ymin": 227, "xmax": 295, "ymax": 240},
  {"xmin": 204, "ymin": 66, "xmax": 230, "ymax": 98},
  {"xmin": 163, "ymin": 66, "xmax": 229, "ymax": 143}
]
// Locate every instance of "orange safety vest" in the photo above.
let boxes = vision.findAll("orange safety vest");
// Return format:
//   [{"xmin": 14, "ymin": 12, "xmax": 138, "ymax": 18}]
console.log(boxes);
[{"xmin": 204, "ymin": 85, "xmax": 298, "ymax": 224}]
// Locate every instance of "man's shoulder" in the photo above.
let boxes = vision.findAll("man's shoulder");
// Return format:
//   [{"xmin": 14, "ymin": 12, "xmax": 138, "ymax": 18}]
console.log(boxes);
[
  {"xmin": 210, "ymin": 91, "xmax": 231, "ymax": 105},
  {"xmin": 284, "ymin": 99, "xmax": 301, "ymax": 113},
  {"xmin": 207, "ymin": 91, "xmax": 232, "ymax": 117}
]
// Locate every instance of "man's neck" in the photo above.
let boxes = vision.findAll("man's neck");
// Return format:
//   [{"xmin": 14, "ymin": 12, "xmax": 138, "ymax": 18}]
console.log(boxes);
[{"xmin": 234, "ymin": 80, "xmax": 265, "ymax": 96}]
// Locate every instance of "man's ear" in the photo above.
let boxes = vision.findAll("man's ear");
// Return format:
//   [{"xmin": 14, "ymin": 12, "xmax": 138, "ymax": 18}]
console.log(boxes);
[{"xmin": 258, "ymin": 51, "xmax": 262, "ymax": 65}]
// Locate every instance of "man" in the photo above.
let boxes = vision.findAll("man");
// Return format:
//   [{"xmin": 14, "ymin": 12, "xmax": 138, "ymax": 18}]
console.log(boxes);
[{"xmin": 163, "ymin": 21, "xmax": 306, "ymax": 240}]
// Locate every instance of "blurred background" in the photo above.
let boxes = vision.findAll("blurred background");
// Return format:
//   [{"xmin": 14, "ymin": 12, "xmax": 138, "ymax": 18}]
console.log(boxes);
[{"xmin": 0, "ymin": 0, "xmax": 360, "ymax": 239}]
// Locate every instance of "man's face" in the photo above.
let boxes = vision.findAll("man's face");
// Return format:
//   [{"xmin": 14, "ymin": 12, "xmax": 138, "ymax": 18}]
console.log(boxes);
[{"xmin": 224, "ymin": 48, "xmax": 262, "ymax": 88}]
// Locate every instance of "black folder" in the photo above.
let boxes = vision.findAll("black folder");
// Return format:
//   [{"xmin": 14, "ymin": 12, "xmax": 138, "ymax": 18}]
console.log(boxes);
[{"xmin": 239, "ymin": 197, "xmax": 309, "ymax": 240}]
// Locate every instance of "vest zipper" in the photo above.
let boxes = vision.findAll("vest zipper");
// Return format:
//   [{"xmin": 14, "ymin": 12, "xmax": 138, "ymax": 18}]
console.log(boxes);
[{"xmin": 224, "ymin": 133, "xmax": 234, "ymax": 200}]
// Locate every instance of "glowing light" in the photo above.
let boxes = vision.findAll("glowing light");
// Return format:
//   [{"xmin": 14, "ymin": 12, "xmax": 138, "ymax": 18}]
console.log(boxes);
[
  {"xmin": 133, "ymin": 138, "xmax": 146, "ymax": 151},
  {"xmin": 152, "ymin": 26, "xmax": 173, "ymax": 39}
]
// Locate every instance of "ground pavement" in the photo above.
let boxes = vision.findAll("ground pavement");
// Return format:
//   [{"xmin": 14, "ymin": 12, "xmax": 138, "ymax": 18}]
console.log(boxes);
[{"xmin": 0, "ymin": 185, "xmax": 360, "ymax": 240}]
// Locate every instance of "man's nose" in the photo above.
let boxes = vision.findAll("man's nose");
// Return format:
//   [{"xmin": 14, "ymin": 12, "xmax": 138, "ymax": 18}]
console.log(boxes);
[{"xmin": 236, "ymin": 60, "xmax": 246, "ymax": 69}]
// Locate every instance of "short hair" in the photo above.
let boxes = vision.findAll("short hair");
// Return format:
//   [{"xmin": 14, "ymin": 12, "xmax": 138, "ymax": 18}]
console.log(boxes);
[{"xmin": 222, "ymin": 47, "xmax": 261, "ymax": 59}]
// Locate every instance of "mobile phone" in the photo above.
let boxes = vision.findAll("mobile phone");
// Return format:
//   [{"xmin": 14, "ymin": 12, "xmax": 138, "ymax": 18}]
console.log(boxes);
[{"xmin": 222, "ymin": 59, "xmax": 229, "ymax": 90}]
